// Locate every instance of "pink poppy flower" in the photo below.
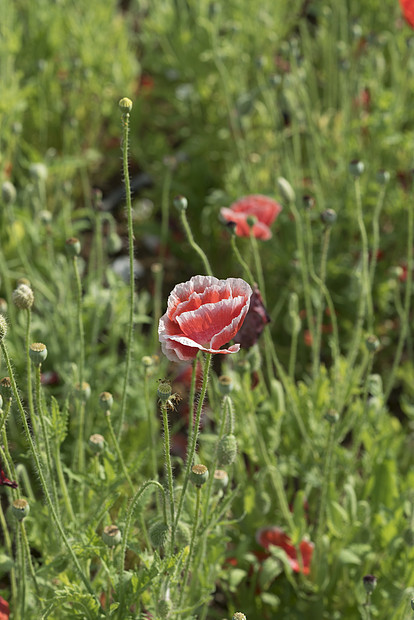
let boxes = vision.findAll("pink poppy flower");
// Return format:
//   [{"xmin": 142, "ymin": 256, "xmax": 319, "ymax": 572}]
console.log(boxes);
[
  {"xmin": 0, "ymin": 596, "xmax": 9, "ymax": 620},
  {"xmin": 159, "ymin": 275, "xmax": 252, "ymax": 362},
  {"xmin": 256, "ymin": 526, "xmax": 314, "ymax": 575},
  {"xmin": 220, "ymin": 194, "xmax": 282, "ymax": 240},
  {"xmin": 400, "ymin": 0, "xmax": 414, "ymax": 27}
]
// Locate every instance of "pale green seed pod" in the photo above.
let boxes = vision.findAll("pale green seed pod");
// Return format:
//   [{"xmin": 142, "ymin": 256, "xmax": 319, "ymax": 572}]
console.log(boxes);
[
  {"xmin": 190, "ymin": 464, "xmax": 209, "ymax": 488},
  {"xmin": 12, "ymin": 499, "xmax": 30, "ymax": 522},
  {"xmin": 2, "ymin": 181, "xmax": 17, "ymax": 205},
  {"xmin": 99, "ymin": 391, "xmax": 113, "ymax": 411},
  {"xmin": 88, "ymin": 433, "xmax": 105, "ymax": 454},
  {"xmin": 29, "ymin": 342, "xmax": 47, "ymax": 366},
  {"xmin": 119, "ymin": 97, "xmax": 133, "ymax": 113},
  {"xmin": 65, "ymin": 237, "xmax": 81, "ymax": 257},
  {"xmin": 102, "ymin": 524, "xmax": 121, "ymax": 547}
]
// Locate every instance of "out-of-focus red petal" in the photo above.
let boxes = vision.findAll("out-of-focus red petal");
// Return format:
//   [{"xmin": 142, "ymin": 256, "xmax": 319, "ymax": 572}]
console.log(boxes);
[
  {"xmin": 400, "ymin": 0, "xmax": 414, "ymax": 27},
  {"xmin": 0, "ymin": 596, "xmax": 9, "ymax": 620}
]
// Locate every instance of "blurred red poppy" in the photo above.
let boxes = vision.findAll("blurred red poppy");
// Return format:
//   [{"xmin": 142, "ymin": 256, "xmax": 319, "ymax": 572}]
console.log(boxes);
[
  {"xmin": 159, "ymin": 276, "xmax": 252, "ymax": 362},
  {"xmin": 233, "ymin": 285, "xmax": 270, "ymax": 349},
  {"xmin": 0, "ymin": 464, "xmax": 17, "ymax": 489},
  {"xmin": 256, "ymin": 526, "xmax": 314, "ymax": 574},
  {"xmin": 400, "ymin": 0, "xmax": 414, "ymax": 27},
  {"xmin": 220, "ymin": 195, "xmax": 282, "ymax": 240},
  {"xmin": 0, "ymin": 596, "xmax": 9, "ymax": 620}
]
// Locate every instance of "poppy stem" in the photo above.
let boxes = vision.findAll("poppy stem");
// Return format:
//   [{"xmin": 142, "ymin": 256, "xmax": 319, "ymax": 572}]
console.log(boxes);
[
  {"xmin": 160, "ymin": 402, "xmax": 175, "ymax": 547},
  {"xmin": 179, "ymin": 208, "xmax": 213, "ymax": 276},
  {"xmin": 118, "ymin": 101, "xmax": 135, "ymax": 441},
  {"xmin": 25, "ymin": 308, "xmax": 35, "ymax": 425}
]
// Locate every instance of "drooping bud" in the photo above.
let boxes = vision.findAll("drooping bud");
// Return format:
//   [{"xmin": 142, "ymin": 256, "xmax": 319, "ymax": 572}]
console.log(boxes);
[
  {"xmin": 277, "ymin": 177, "xmax": 295, "ymax": 204},
  {"xmin": 102, "ymin": 524, "xmax": 121, "ymax": 547},
  {"xmin": 149, "ymin": 521, "xmax": 170, "ymax": 547},
  {"xmin": 29, "ymin": 343, "xmax": 47, "ymax": 366},
  {"xmin": 2, "ymin": 181, "xmax": 17, "ymax": 205},
  {"xmin": 12, "ymin": 284, "xmax": 34, "ymax": 310}
]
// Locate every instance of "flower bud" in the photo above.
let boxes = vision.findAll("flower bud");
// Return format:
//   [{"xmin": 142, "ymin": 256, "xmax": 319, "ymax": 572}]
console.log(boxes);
[
  {"xmin": 376, "ymin": 169, "xmax": 390, "ymax": 185},
  {"xmin": 102, "ymin": 524, "xmax": 121, "ymax": 547},
  {"xmin": 12, "ymin": 499, "xmax": 30, "ymax": 522},
  {"xmin": 302, "ymin": 194, "xmax": 315, "ymax": 210},
  {"xmin": 0, "ymin": 316, "xmax": 7, "ymax": 342},
  {"xmin": 320, "ymin": 209, "xmax": 337, "ymax": 225},
  {"xmin": 88, "ymin": 433, "xmax": 105, "ymax": 454},
  {"xmin": 277, "ymin": 177, "xmax": 295, "ymax": 204},
  {"xmin": 218, "ymin": 375, "xmax": 233, "ymax": 395},
  {"xmin": 190, "ymin": 464, "xmax": 209, "ymax": 487},
  {"xmin": 65, "ymin": 237, "xmax": 81, "ymax": 257},
  {"xmin": 0, "ymin": 299, "xmax": 7, "ymax": 314},
  {"xmin": 29, "ymin": 343, "xmax": 47, "ymax": 366},
  {"xmin": 213, "ymin": 469, "xmax": 229, "ymax": 490},
  {"xmin": 99, "ymin": 391, "xmax": 113, "ymax": 411},
  {"xmin": 149, "ymin": 521, "xmax": 170, "ymax": 547},
  {"xmin": 119, "ymin": 97, "xmax": 133, "ymax": 113},
  {"xmin": 363, "ymin": 574, "xmax": 377, "ymax": 594},
  {"xmin": 39, "ymin": 210, "xmax": 52, "ymax": 225},
  {"xmin": 349, "ymin": 159, "xmax": 364, "ymax": 177},
  {"xmin": 246, "ymin": 214, "xmax": 258, "ymax": 228},
  {"xmin": 173, "ymin": 195, "xmax": 188, "ymax": 212},
  {"xmin": 157, "ymin": 380, "xmax": 172, "ymax": 403},
  {"xmin": 176, "ymin": 521, "xmax": 191, "ymax": 545},
  {"xmin": 142, "ymin": 356, "xmax": 154, "ymax": 369},
  {"xmin": 2, "ymin": 181, "xmax": 17, "ymax": 205},
  {"xmin": 107, "ymin": 231, "xmax": 123, "ymax": 255},
  {"xmin": 218, "ymin": 434, "xmax": 238, "ymax": 466},
  {"xmin": 233, "ymin": 613, "xmax": 247, "ymax": 620},
  {"xmin": 158, "ymin": 599, "xmax": 172, "ymax": 619},
  {"xmin": 12, "ymin": 284, "xmax": 34, "ymax": 310}
]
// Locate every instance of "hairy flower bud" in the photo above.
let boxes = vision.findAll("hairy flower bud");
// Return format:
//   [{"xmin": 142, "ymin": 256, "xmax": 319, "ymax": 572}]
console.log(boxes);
[
  {"xmin": 218, "ymin": 434, "xmax": 238, "ymax": 466},
  {"xmin": 277, "ymin": 176, "xmax": 295, "ymax": 204},
  {"xmin": 0, "ymin": 316, "xmax": 7, "ymax": 342},
  {"xmin": 12, "ymin": 284, "xmax": 34, "ymax": 310},
  {"xmin": 149, "ymin": 521, "xmax": 170, "ymax": 547}
]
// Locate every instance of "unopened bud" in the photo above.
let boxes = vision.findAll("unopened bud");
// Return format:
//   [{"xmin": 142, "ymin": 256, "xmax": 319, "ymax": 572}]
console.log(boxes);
[
  {"xmin": 149, "ymin": 521, "xmax": 170, "ymax": 547},
  {"xmin": 74, "ymin": 382, "xmax": 91, "ymax": 401},
  {"xmin": 12, "ymin": 284, "xmax": 34, "ymax": 310},
  {"xmin": 320, "ymin": 209, "xmax": 337, "ymax": 225},
  {"xmin": 102, "ymin": 524, "xmax": 121, "ymax": 547},
  {"xmin": 246, "ymin": 214, "xmax": 257, "ymax": 228},
  {"xmin": 218, "ymin": 434, "xmax": 238, "ymax": 466},
  {"xmin": 365, "ymin": 335, "xmax": 380, "ymax": 353},
  {"xmin": 0, "ymin": 316, "xmax": 7, "ymax": 341},
  {"xmin": 376, "ymin": 170, "xmax": 390, "ymax": 185},
  {"xmin": 158, "ymin": 599, "xmax": 172, "ymax": 619},
  {"xmin": 213, "ymin": 469, "xmax": 229, "ymax": 490},
  {"xmin": 324, "ymin": 409, "xmax": 339, "ymax": 424},
  {"xmin": 363, "ymin": 574, "xmax": 377, "ymax": 594},
  {"xmin": 29, "ymin": 163, "xmax": 48, "ymax": 181},
  {"xmin": 277, "ymin": 177, "xmax": 295, "ymax": 204}
]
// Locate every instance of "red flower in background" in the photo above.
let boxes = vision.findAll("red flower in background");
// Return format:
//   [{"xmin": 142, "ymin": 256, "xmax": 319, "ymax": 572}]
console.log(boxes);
[
  {"xmin": 220, "ymin": 195, "xmax": 282, "ymax": 240},
  {"xmin": 400, "ymin": 0, "xmax": 414, "ymax": 27},
  {"xmin": 256, "ymin": 526, "xmax": 314, "ymax": 575},
  {"xmin": 158, "ymin": 276, "xmax": 252, "ymax": 362},
  {"xmin": 233, "ymin": 285, "xmax": 270, "ymax": 349},
  {"xmin": 0, "ymin": 596, "xmax": 9, "ymax": 620}
]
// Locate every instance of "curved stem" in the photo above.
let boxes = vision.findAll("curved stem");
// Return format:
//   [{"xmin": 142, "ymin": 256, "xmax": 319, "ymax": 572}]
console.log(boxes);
[
  {"xmin": 160, "ymin": 403, "xmax": 175, "ymax": 542},
  {"xmin": 72, "ymin": 256, "xmax": 85, "ymax": 388},
  {"xmin": 179, "ymin": 209, "xmax": 213, "ymax": 276}
]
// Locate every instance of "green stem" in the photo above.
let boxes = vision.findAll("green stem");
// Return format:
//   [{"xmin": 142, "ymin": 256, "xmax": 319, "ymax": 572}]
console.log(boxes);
[
  {"xmin": 0, "ymin": 340, "xmax": 100, "ymax": 607},
  {"xmin": 151, "ymin": 262, "xmax": 164, "ymax": 352},
  {"xmin": 54, "ymin": 443, "xmax": 75, "ymax": 521},
  {"xmin": 105, "ymin": 411, "xmax": 134, "ymax": 494},
  {"xmin": 230, "ymin": 235, "xmax": 255, "ymax": 284},
  {"xmin": 20, "ymin": 521, "xmax": 40, "ymax": 596},
  {"xmin": 25, "ymin": 309, "xmax": 35, "ymax": 423},
  {"xmin": 118, "ymin": 480, "xmax": 167, "ymax": 620},
  {"xmin": 312, "ymin": 226, "xmax": 331, "ymax": 377},
  {"xmin": 173, "ymin": 354, "xmax": 211, "ymax": 545},
  {"xmin": 72, "ymin": 256, "xmax": 85, "ymax": 388},
  {"xmin": 315, "ymin": 422, "xmax": 335, "ymax": 548},
  {"xmin": 249, "ymin": 232, "xmax": 267, "ymax": 304},
  {"xmin": 160, "ymin": 403, "xmax": 175, "ymax": 543},
  {"xmin": 118, "ymin": 107, "xmax": 135, "ymax": 440},
  {"xmin": 144, "ymin": 369, "xmax": 158, "ymax": 483},
  {"xmin": 0, "ymin": 501, "xmax": 17, "ymax": 608},
  {"xmin": 34, "ymin": 365, "xmax": 60, "ymax": 513},
  {"xmin": 369, "ymin": 185, "xmax": 387, "ymax": 287},
  {"xmin": 187, "ymin": 356, "xmax": 199, "ymax": 442},
  {"xmin": 179, "ymin": 486, "xmax": 201, "ymax": 607},
  {"xmin": 179, "ymin": 208, "xmax": 213, "ymax": 276},
  {"xmin": 18, "ymin": 524, "xmax": 26, "ymax": 618}
]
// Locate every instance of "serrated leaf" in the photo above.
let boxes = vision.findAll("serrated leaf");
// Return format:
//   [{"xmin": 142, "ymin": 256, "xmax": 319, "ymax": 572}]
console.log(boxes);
[{"xmin": 50, "ymin": 395, "xmax": 68, "ymax": 444}]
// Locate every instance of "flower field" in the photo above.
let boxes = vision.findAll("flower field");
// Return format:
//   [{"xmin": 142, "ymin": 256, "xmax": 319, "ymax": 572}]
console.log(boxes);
[{"xmin": 1, "ymin": 0, "xmax": 414, "ymax": 618}]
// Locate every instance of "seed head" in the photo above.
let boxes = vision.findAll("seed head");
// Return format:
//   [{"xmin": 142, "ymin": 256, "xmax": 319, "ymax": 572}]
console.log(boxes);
[
  {"xmin": 213, "ymin": 469, "xmax": 229, "ymax": 490},
  {"xmin": 74, "ymin": 382, "xmax": 91, "ymax": 401},
  {"xmin": 29, "ymin": 342, "xmax": 47, "ymax": 366},
  {"xmin": 157, "ymin": 380, "xmax": 172, "ymax": 404},
  {"xmin": 12, "ymin": 499, "xmax": 30, "ymax": 522},
  {"xmin": 29, "ymin": 163, "xmax": 48, "ymax": 181},
  {"xmin": 12, "ymin": 284, "xmax": 34, "ymax": 310},
  {"xmin": 363, "ymin": 574, "xmax": 377, "ymax": 594},
  {"xmin": 190, "ymin": 464, "xmax": 209, "ymax": 487},
  {"xmin": 102, "ymin": 524, "xmax": 121, "ymax": 547},
  {"xmin": 88, "ymin": 433, "xmax": 105, "ymax": 454},
  {"xmin": 173, "ymin": 195, "xmax": 188, "ymax": 212},
  {"xmin": 218, "ymin": 375, "xmax": 233, "ymax": 395},
  {"xmin": 376, "ymin": 169, "xmax": 390, "ymax": 185},
  {"xmin": 0, "ymin": 315, "xmax": 7, "ymax": 341},
  {"xmin": 349, "ymin": 159, "xmax": 364, "ymax": 177},
  {"xmin": 65, "ymin": 237, "xmax": 81, "ymax": 257},
  {"xmin": 2, "ymin": 181, "xmax": 17, "ymax": 205},
  {"xmin": 320, "ymin": 209, "xmax": 337, "ymax": 226},
  {"xmin": 365, "ymin": 335, "xmax": 380, "ymax": 353},
  {"xmin": 119, "ymin": 97, "xmax": 133, "ymax": 113},
  {"xmin": 99, "ymin": 391, "xmax": 113, "ymax": 411}
]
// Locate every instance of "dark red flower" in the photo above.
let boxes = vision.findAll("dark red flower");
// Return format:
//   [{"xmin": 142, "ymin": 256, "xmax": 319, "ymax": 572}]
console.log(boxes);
[
  {"xmin": 400, "ymin": 0, "xmax": 414, "ymax": 27},
  {"xmin": 233, "ymin": 285, "xmax": 270, "ymax": 349},
  {"xmin": 159, "ymin": 276, "xmax": 252, "ymax": 362},
  {"xmin": 256, "ymin": 526, "xmax": 314, "ymax": 575},
  {"xmin": 0, "ymin": 597, "xmax": 9, "ymax": 620},
  {"xmin": 0, "ymin": 464, "xmax": 17, "ymax": 489},
  {"xmin": 220, "ymin": 195, "xmax": 282, "ymax": 240}
]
